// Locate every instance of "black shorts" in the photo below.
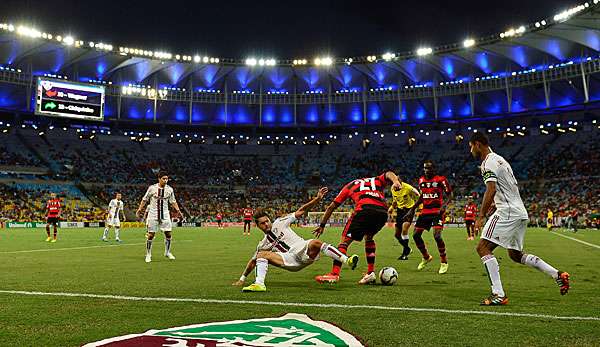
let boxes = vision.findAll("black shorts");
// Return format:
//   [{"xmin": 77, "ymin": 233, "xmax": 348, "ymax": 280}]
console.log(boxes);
[
  {"xmin": 415, "ymin": 213, "xmax": 443, "ymax": 230},
  {"xmin": 395, "ymin": 208, "xmax": 414, "ymax": 226},
  {"xmin": 343, "ymin": 206, "xmax": 388, "ymax": 241},
  {"xmin": 244, "ymin": 220, "xmax": 251, "ymax": 226},
  {"xmin": 47, "ymin": 217, "xmax": 59, "ymax": 225},
  {"xmin": 465, "ymin": 220, "xmax": 475, "ymax": 227},
  {"xmin": 217, "ymin": 219, "xmax": 222, "ymax": 224}
]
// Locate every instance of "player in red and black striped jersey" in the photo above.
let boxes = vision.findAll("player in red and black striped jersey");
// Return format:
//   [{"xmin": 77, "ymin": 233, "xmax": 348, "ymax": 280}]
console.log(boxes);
[
  {"xmin": 407, "ymin": 160, "xmax": 453, "ymax": 274},
  {"xmin": 45, "ymin": 193, "xmax": 61, "ymax": 242},
  {"xmin": 216, "ymin": 212, "xmax": 224, "ymax": 230},
  {"xmin": 242, "ymin": 207, "xmax": 253, "ymax": 236},
  {"xmin": 464, "ymin": 197, "xmax": 479, "ymax": 240},
  {"xmin": 313, "ymin": 171, "xmax": 403, "ymax": 284}
]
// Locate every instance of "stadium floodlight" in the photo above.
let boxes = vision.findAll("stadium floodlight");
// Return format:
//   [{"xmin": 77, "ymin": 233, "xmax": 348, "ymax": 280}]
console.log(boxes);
[
  {"xmin": 194, "ymin": 55, "xmax": 201, "ymax": 63},
  {"xmin": 463, "ymin": 39, "xmax": 475, "ymax": 48},
  {"xmin": 16, "ymin": 26, "xmax": 42, "ymax": 39},
  {"xmin": 416, "ymin": 47, "xmax": 433, "ymax": 56},
  {"xmin": 63, "ymin": 36, "xmax": 75, "ymax": 46},
  {"xmin": 382, "ymin": 52, "xmax": 396, "ymax": 61},
  {"xmin": 203, "ymin": 56, "xmax": 209, "ymax": 63},
  {"xmin": 246, "ymin": 58, "xmax": 257, "ymax": 66}
]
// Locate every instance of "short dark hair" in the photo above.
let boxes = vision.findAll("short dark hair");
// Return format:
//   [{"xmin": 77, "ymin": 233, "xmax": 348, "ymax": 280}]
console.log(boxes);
[
  {"xmin": 423, "ymin": 160, "xmax": 434, "ymax": 166},
  {"xmin": 253, "ymin": 209, "xmax": 270, "ymax": 223},
  {"xmin": 157, "ymin": 171, "xmax": 168, "ymax": 179},
  {"xmin": 469, "ymin": 132, "xmax": 489, "ymax": 146}
]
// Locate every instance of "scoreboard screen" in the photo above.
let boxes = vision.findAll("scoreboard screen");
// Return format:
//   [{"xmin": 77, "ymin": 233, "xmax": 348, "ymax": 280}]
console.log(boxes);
[{"xmin": 36, "ymin": 78, "xmax": 105, "ymax": 121}]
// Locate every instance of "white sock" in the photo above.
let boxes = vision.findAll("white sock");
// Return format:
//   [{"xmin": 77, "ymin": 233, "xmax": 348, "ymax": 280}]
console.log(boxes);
[
  {"xmin": 521, "ymin": 254, "xmax": 559, "ymax": 279},
  {"xmin": 115, "ymin": 228, "xmax": 120, "ymax": 240},
  {"xmin": 146, "ymin": 239, "xmax": 153, "ymax": 256},
  {"xmin": 165, "ymin": 238, "xmax": 172, "ymax": 255},
  {"xmin": 102, "ymin": 227, "xmax": 109, "ymax": 239},
  {"xmin": 482, "ymin": 255, "xmax": 505, "ymax": 297},
  {"xmin": 401, "ymin": 234, "xmax": 410, "ymax": 240},
  {"xmin": 320, "ymin": 243, "xmax": 348, "ymax": 263},
  {"xmin": 255, "ymin": 258, "xmax": 268, "ymax": 285}
]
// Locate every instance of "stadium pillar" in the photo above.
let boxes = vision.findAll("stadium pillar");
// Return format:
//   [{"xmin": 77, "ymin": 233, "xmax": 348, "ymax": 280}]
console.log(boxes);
[
  {"xmin": 397, "ymin": 86, "xmax": 403, "ymax": 121},
  {"xmin": 259, "ymin": 78, "xmax": 263, "ymax": 127},
  {"xmin": 362, "ymin": 80, "xmax": 367, "ymax": 125},
  {"xmin": 224, "ymin": 79, "xmax": 228, "ymax": 126},
  {"xmin": 581, "ymin": 62, "xmax": 589, "ymax": 103},
  {"xmin": 188, "ymin": 77, "xmax": 193, "ymax": 124},
  {"xmin": 293, "ymin": 77, "xmax": 297, "ymax": 126},
  {"xmin": 505, "ymin": 76, "xmax": 512, "ymax": 113},
  {"xmin": 328, "ymin": 80, "xmax": 332, "ymax": 126},
  {"xmin": 468, "ymin": 81, "xmax": 475, "ymax": 116},
  {"xmin": 433, "ymin": 85, "xmax": 438, "ymax": 120},
  {"xmin": 26, "ymin": 59, "xmax": 33, "ymax": 112},
  {"xmin": 542, "ymin": 69, "xmax": 550, "ymax": 108},
  {"xmin": 153, "ymin": 76, "xmax": 158, "ymax": 123}
]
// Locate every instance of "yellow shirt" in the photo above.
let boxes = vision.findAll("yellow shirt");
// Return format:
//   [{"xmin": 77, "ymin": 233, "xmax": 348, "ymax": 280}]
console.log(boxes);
[
  {"xmin": 391, "ymin": 182, "xmax": 420, "ymax": 209},
  {"xmin": 547, "ymin": 210, "xmax": 553, "ymax": 219}
]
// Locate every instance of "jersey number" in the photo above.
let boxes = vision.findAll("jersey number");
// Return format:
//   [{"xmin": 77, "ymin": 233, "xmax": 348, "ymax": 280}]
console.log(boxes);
[{"xmin": 358, "ymin": 178, "xmax": 376, "ymax": 191}]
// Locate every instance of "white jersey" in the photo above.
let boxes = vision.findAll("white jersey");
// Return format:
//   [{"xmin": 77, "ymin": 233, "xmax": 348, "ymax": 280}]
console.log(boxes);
[
  {"xmin": 142, "ymin": 183, "xmax": 176, "ymax": 222},
  {"xmin": 254, "ymin": 214, "xmax": 305, "ymax": 258},
  {"xmin": 480, "ymin": 151, "xmax": 528, "ymax": 220},
  {"xmin": 108, "ymin": 199, "xmax": 124, "ymax": 220}
]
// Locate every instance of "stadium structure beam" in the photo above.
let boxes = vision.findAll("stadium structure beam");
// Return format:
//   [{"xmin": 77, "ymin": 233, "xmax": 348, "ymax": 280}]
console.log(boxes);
[
  {"xmin": 188, "ymin": 76, "xmax": 193, "ymax": 124},
  {"xmin": 581, "ymin": 62, "xmax": 590, "ymax": 102},
  {"xmin": 542, "ymin": 68, "xmax": 551, "ymax": 108},
  {"xmin": 537, "ymin": 28, "xmax": 600, "ymax": 52}
]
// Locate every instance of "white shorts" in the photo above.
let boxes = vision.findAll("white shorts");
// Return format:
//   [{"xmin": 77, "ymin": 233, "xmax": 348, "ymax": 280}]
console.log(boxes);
[
  {"xmin": 276, "ymin": 239, "xmax": 319, "ymax": 272},
  {"xmin": 146, "ymin": 219, "xmax": 173, "ymax": 233},
  {"xmin": 481, "ymin": 214, "xmax": 527, "ymax": 251},
  {"xmin": 106, "ymin": 217, "xmax": 120, "ymax": 227}
]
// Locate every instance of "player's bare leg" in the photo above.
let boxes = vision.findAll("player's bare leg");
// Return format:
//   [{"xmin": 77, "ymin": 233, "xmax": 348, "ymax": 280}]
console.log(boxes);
[
  {"xmin": 242, "ymin": 251, "xmax": 285, "ymax": 292},
  {"xmin": 52, "ymin": 225, "xmax": 58, "ymax": 242},
  {"xmin": 413, "ymin": 228, "xmax": 433, "ymax": 270},
  {"xmin": 433, "ymin": 228, "xmax": 448, "ymax": 274},
  {"xmin": 477, "ymin": 239, "xmax": 508, "ymax": 305},
  {"xmin": 508, "ymin": 249, "xmax": 570, "ymax": 295},
  {"xmin": 315, "ymin": 236, "xmax": 354, "ymax": 284},
  {"xmin": 359, "ymin": 234, "xmax": 377, "ymax": 284},
  {"xmin": 45, "ymin": 224, "xmax": 51, "ymax": 242},
  {"xmin": 164, "ymin": 231, "xmax": 175, "ymax": 259},
  {"xmin": 145, "ymin": 232, "xmax": 155, "ymax": 263}
]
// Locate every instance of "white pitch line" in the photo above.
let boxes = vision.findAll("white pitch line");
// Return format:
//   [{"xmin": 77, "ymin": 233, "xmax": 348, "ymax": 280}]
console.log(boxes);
[
  {"xmin": 551, "ymin": 231, "xmax": 600, "ymax": 250},
  {"xmin": 0, "ymin": 289, "xmax": 599, "ymax": 322},
  {"xmin": 0, "ymin": 240, "xmax": 192, "ymax": 254}
]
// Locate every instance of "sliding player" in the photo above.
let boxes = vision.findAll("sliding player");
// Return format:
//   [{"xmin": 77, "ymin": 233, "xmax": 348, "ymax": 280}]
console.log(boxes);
[
  {"xmin": 45, "ymin": 193, "xmax": 61, "ymax": 243},
  {"xmin": 233, "ymin": 187, "xmax": 358, "ymax": 292}
]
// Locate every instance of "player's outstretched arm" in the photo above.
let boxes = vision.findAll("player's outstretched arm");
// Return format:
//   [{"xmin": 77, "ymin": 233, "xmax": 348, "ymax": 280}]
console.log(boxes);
[
  {"xmin": 294, "ymin": 187, "xmax": 328, "ymax": 219},
  {"xmin": 232, "ymin": 258, "xmax": 257, "ymax": 286},
  {"xmin": 313, "ymin": 200, "xmax": 340, "ymax": 238},
  {"xmin": 385, "ymin": 171, "xmax": 403, "ymax": 190},
  {"xmin": 475, "ymin": 181, "xmax": 496, "ymax": 231}
]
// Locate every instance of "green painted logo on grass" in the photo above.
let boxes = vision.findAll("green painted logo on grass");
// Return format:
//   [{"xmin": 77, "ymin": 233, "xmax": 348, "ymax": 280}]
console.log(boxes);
[{"xmin": 84, "ymin": 313, "xmax": 364, "ymax": 346}]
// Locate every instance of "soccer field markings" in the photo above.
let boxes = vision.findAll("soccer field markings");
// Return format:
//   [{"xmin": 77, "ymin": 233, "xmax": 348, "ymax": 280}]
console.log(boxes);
[
  {"xmin": 551, "ymin": 231, "xmax": 600, "ymax": 250},
  {"xmin": 1, "ymin": 290, "xmax": 599, "ymax": 322},
  {"xmin": 0, "ymin": 240, "xmax": 193, "ymax": 254}
]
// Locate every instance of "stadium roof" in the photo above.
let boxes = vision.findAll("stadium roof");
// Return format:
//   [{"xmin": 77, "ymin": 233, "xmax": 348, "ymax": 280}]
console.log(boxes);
[{"xmin": 1, "ymin": 2, "xmax": 600, "ymax": 92}]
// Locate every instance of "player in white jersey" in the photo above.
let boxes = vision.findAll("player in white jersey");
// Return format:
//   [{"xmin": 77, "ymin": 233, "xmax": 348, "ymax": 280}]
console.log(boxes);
[
  {"xmin": 136, "ymin": 171, "xmax": 182, "ymax": 263},
  {"xmin": 469, "ymin": 132, "xmax": 570, "ymax": 306},
  {"xmin": 233, "ymin": 187, "xmax": 359, "ymax": 292},
  {"xmin": 102, "ymin": 192, "xmax": 126, "ymax": 242}
]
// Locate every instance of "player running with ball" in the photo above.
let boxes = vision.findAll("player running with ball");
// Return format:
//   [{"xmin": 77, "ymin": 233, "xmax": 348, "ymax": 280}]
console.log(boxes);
[{"xmin": 233, "ymin": 187, "xmax": 359, "ymax": 292}]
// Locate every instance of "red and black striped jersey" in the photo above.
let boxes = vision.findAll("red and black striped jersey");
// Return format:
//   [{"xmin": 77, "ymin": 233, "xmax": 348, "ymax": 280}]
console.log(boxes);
[
  {"xmin": 216, "ymin": 213, "xmax": 223, "ymax": 220},
  {"xmin": 464, "ymin": 203, "xmax": 478, "ymax": 221},
  {"xmin": 243, "ymin": 209, "xmax": 253, "ymax": 220},
  {"xmin": 334, "ymin": 173, "xmax": 389, "ymax": 212},
  {"xmin": 418, "ymin": 175, "xmax": 452, "ymax": 215},
  {"xmin": 46, "ymin": 199, "xmax": 61, "ymax": 218}
]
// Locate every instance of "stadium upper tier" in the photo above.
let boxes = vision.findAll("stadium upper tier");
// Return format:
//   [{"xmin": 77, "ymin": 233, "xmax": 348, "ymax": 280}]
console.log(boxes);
[{"xmin": 2, "ymin": 3, "xmax": 600, "ymax": 126}]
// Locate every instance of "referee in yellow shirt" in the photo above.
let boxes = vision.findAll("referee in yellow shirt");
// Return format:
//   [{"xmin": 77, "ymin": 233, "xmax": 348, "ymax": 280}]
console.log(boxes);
[{"xmin": 389, "ymin": 182, "xmax": 420, "ymax": 260}]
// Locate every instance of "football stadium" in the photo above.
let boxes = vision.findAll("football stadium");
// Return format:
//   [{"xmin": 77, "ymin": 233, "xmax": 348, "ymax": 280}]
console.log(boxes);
[{"xmin": 1, "ymin": 1, "xmax": 600, "ymax": 346}]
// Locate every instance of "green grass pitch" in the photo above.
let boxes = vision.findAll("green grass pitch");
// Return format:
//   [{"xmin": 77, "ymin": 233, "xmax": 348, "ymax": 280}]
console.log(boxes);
[{"xmin": 0, "ymin": 225, "xmax": 599, "ymax": 346}]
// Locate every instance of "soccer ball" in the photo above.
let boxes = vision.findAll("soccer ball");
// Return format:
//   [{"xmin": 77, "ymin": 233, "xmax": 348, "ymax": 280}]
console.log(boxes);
[{"xmin": 378, "ymin": 267, "xmax": 398, "ymax": 285}]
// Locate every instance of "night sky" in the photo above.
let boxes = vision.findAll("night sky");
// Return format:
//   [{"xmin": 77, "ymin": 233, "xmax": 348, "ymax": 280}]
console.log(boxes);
[{"xmin": 1, "ymin": 0, "xmax": 577, "ymax": 58}]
